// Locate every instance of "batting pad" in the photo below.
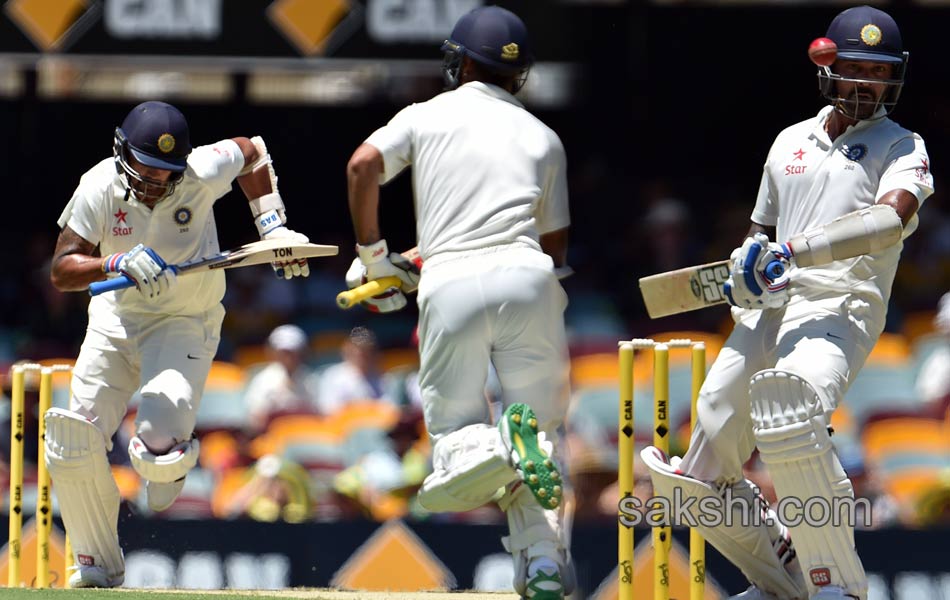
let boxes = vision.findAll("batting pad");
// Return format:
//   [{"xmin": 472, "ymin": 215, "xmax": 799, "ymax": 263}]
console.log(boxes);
[
  {"xmin": 44, "ymin": 408, "xmax": 125, "ymax": 579},
  {"xmin": 417, "ymin": 423, "xmax": 518, "ymax": 512},
  {"xmin": 498, "ymin": 483, "xmax": 574, "ymax": 596},
  {"xmin": 642, "ymin": 447, "xmax": 808, "ymax": 599},
  {"xmin": 750, "ymin": 370, "xmax": 868, "ymax": 599}
]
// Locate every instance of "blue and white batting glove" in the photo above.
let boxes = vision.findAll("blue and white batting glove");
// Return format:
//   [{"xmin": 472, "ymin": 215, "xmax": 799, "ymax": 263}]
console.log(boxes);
[
  {"xmin": 103, "ymin": 243, "xmax": 177, "ymax": 301},
  {"xmin": 261, "ymin": 226, "xmax": 310, "ymax": 280},
  {"xmin": 723, "ymin": 233, "xmax": 791, "ymax": 310}
]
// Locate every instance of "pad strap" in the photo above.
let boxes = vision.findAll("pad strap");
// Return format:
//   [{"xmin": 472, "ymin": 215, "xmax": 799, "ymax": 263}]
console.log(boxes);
[{"xmin": 128, "ymin": 435, "xmax": 199, "ymax": 483}]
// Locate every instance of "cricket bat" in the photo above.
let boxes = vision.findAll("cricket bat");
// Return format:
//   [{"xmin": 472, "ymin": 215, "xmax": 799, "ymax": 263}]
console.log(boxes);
[
  {"xmin": 640, "ymin": 258, "xmax": 787, "ymax": 318},
  {"xmin": 336, "ymin": 247, "xmax": 421, "ymax": 309},
  {"xmin": 88, "ymin": 238, "xmax": 338, "ymax": 296}
]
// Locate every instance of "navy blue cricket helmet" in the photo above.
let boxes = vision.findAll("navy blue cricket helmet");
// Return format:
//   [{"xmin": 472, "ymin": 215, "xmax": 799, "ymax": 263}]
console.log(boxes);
[
  {"xmin": 441, "ymin": 6, "xmax": 533, "ymax": 93},
  {"xmin": 818, "ymin": 5, "xmax": 908, "ymax": 119},
  {"xmin": 113, "ymin": 101, "xmax": 192, "ymax": 203}
]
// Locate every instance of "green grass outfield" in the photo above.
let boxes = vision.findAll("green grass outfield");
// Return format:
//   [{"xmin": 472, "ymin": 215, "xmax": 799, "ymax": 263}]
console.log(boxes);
[{"xmin": 2, "ymin": 590, "xmax": 519, "ymax": 600}]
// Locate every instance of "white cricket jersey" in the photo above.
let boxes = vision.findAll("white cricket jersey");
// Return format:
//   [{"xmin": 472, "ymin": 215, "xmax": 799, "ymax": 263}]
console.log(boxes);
[
  {"xmin": 363, "ymin": 81, "xmax": 570, "ymax": 260},
  {"xmin": 752, "ymin": 105, "xmax": 933, "ymax": 307},
  {"xmin": 58, "ymin": 139, "xmax": 245, "ymax": 318}
]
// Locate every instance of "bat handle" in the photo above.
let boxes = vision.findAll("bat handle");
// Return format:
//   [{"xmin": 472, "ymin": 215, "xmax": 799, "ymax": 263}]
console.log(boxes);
[
  {"xmin": 336, "ymin": 276, "xmax": 403, "ymax": 309},
  {"xmin": 765, "ymin": 259, "xmax": 786, "ymax": 280},
  {"xmin": 88, "ymin": 275, "xmax": 136, "ymax": 296},
  {"xmin": 87, "ymin": 265, "xmax": 180, "ymax": 297}
]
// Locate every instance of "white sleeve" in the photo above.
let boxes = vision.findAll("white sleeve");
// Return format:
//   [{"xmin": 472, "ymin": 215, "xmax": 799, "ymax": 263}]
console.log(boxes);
[
  {"xmin": 57, "ymin": 176, "xmax": 106, "ymax": 245},
  {"xmin": 535, "ymin": 133, "xmax": 570, "ymax": 234},
  {"xmin": 363, "ymin": 105, "xmax": 415, "ymax": 184},
  {"xmin": 751, "ymin": 158, "xmax": 778, "ymax": 227},
  {"xmin": 878, "ymin": 134, "xmax": 933, "ymax": 206},
  {"xmin": 187, "ymin": 139, "xmax": 245, "ymax": 200}
]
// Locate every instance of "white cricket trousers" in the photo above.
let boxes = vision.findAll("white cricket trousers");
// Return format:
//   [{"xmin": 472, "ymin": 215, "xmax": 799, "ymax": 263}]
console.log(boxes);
[
  {"xmin": 679, "ymin": 290, "xmax": 884, "ymax": 483},
  {"xmin": 417, "ymin": 245, "xmax": 571, "ymax": 443},
  {"xmin": 69, "ymin": 304, "xmax": 226, "ymax": 449}
]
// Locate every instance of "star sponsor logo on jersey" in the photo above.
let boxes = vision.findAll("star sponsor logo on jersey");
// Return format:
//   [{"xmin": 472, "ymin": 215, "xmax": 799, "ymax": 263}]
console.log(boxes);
[
  {"xmin": 113, "ymin": 208, "xmax": 133, "ymax": 236},
  {"xmin": 785, "ymin": 148, "xmax": 808, "ymax": 175},
  {"xmin": 841, "ymin": 143, "xmax": 868, "ymax": 162},
  {"xmin": 916, "ymin": 158, "xmax": 930, "ymax": 182}
]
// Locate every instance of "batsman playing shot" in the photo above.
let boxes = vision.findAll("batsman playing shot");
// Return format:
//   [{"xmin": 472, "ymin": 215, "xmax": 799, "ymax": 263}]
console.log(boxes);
[
  {"xmin": 641, "ymin": 6, "xmax": 932, "ymax": 600},
  {"xmin": 342, "ymin": 6, "xmax": 574, "ymax": 599},
  {"xmin": 47, "ymin": 101, "xmax": 312, "ymax": 587}
]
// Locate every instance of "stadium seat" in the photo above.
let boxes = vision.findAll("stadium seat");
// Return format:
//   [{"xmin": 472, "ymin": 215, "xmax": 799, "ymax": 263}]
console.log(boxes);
[
  {"xmin": 861, "ymin": 414, "xmax": 950, "ymax": 506},
  {"xmin": 195, "ymin": 361, "xmax": 248, "ymax": 432}
]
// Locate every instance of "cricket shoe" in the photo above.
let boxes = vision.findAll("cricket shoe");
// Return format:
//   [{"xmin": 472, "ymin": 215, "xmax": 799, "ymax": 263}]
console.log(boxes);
[
  {"xmin": 68, "ymin": 565, "xmax": 124, "ymax": 588},
  {"xmin": 525, "ymin": 559, "xmax": 564, "ymax": 600},
  {"xmin": 499, "ymin": 403, "xmax": 562, "ymax": 510},
  {"xmin": 146, "ymin": 476, "xmax": 186, "ymax": 512},
  {"xmin": 730, "ymin": 585, "xmax": 782, "ymax": 599}
]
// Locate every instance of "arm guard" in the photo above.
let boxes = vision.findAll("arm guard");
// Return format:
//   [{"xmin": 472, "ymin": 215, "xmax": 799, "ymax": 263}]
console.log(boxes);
[
  {"xmin": 784, "ymin": 204, "xmax": 903, "ymax": 268},
  {"xmin": 241, "ymin": 136, "xmax": 288, "ymax": 236}
]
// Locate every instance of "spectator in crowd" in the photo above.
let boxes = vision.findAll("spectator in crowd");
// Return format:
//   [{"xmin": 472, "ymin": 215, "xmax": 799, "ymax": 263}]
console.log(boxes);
[
  {"xmin": 317, "ymin": 326, "xmax": 391, "ymax": 415},
  {"xmin": 223, "ymin": 454, "xmax": 312, "ymax": 523},
  {"xmin": 914, "ymin": 291, "xmax": 950, "ymax": 407},
  {"xmin": 244, "ymin": 324, "xmax": 321, "ymax": 432}
]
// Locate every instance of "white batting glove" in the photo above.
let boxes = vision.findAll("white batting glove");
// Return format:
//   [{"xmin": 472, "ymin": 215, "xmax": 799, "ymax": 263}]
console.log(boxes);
[
  {"xmin": 723, "ymin": 233, "xmax": 791, "ymax": 310},
  {"xmin": 345, "ymin": 258, "xmax": 408, "ymax": 313},
  {"xmin": 357, "ymin": 239, "xmax": 421, "ymax": 293},
  {"xmin": 262, "ymin": 226, "xmax": 311, "ymax": 279},
  {"xmin": 104, "ymin": 243, "xmax": 177, "ymax": 301}
]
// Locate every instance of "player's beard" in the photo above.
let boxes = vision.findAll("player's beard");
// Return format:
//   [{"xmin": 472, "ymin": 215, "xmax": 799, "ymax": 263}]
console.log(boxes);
[
  {"xmin": 129, "ymin": 177, "xmax": 173, "ymax": 207},
  {"xmin": 837, "ymin": 89, "xmax": 882, "ymax": 121}
]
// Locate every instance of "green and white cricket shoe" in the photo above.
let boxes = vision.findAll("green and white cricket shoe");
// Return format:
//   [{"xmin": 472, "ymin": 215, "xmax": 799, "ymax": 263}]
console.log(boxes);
[
  {"xmin": 525, "ymin": 566, "xmax": 564, "ymax": 600},
  {"xmin": 499, "ymin": 403, "xmax": 563, "ymax": 510}
]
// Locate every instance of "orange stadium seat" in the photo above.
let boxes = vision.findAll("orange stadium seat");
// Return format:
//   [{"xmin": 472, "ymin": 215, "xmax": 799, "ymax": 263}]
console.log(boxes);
[
  {"xmin": 862, "ymin": 414, "xmax": 950, "ymax": 506},
  {"xmin": 902, "ymin": 310, "xmax": 938, "ymax": 345},
  {"xmin": 233, "ymin": 344, "xmax": 269, "ymax": 370},
  {"xmin": 864, "ymin": 332, "xmax": 911, "ymax": 366}
]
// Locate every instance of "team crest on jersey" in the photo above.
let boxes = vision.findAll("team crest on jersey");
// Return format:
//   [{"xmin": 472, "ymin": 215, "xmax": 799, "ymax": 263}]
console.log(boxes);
[
  {"xmin": 841, "ymin": 143, "xmax": 868, "ymax": 162},
  {"xmin": 174, "ymin": 207, "xmax": 192, "ymax": 225},
  {"xmin": 501, "ymin": 43, "xmax": 519, "ymax": 61},
  {"xmin": 157, "ymin": 133, "xmax": 176, "ymax": 153}
]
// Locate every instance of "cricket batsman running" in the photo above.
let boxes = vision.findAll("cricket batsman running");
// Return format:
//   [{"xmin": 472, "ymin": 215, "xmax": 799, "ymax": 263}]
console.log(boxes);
[
  {"xmin": 642, "ymin": 6, "xmax": 933, "ymax": 600},
  {"xmin": 47, "ymin": 101, "xmax": 309, "ymax": 587},
  {"xmin": 343, "ymin": 6, "xmax": 574, "ymax": 599}
]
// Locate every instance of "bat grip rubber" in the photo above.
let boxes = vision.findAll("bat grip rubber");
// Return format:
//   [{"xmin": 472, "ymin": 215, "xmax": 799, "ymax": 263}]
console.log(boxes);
[
  {"xmin": 765, "ymin": 260, "xmax": 786, "ymax": 280},
  {"xmin": 87, "ymin": 265, "xmax": 180, "ymax": 297},
  {"xmin": 88, "ymin": 275, "xmax": 135, "ymax": 296},
  {"xmin": 336, "ymin": 276, "xmax": 404, "ymax": 309}
]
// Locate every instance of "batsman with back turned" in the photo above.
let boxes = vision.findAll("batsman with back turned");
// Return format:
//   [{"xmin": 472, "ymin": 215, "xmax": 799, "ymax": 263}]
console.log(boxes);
[
  {"xmin": 47, "ymin": 101, "xmax": 311, "ymax": 587},
  {"xmin": 343, "ymin": 6, "xmax": 574, "ymax": 599},
  {"xmin": 642, "ymin": 6, "xmax": 933, "ymax": 600}
]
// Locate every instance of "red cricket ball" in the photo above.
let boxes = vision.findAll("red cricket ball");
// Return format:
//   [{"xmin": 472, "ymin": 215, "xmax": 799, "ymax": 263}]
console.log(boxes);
[{"xmin": 808, "ymin": 37, "xmax": 837, "ymax": 67}]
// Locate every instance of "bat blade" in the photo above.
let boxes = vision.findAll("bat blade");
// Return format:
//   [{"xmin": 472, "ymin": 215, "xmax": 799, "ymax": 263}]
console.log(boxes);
[
  {"xmin": 639, "ymin": 259, "xmax": 731, "ymax": 318},
  {"xmin": 88, "ymin": 239, "xmax": 338, "ymax": 296}
]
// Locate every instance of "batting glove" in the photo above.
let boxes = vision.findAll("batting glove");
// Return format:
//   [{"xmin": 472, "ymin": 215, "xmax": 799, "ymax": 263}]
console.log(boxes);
[
  {"xmin": 262, "ymin": 226, "xmax": 310, "ymax": 279},
  {"xmin": 104, "ymin": 243, "xmax": 177, "ymax": 301},
  {"xmin": 345, "ymin": 257, "xmax": 408, "ymax": 313},
  {"xmin": 723, "ymin": 233, "xmax": 791, "ymax": 310},
  {"xmin": 357, "ymin": 239, "xmax": 421, "ymax": 293}
]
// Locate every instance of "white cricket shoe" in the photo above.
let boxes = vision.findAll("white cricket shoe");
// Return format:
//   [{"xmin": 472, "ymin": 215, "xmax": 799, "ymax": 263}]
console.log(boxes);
[
  {"xmin": 146, "ymin": 477, "xmax": 185, "ymax": 512},
  {"xmin": 730, "ymin": 585, "xmax": 782, "ymax": 599},
  {"xmin": 68, "ymin": 565, "xmax": 124, "ymax": 588}
]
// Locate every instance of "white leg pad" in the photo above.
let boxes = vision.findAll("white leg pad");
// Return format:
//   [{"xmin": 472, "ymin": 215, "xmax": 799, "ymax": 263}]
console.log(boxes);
[
  {"xmin": 44, "ymin": 408, "xmax": 125, "ymax": 579},
  {"xmin": 417, "ymin": 423, "xmax": 518, "ymax": 512},
  {"xmin": 750, "ymin": 370, "xmax": 867, "ymax": 599},
  {"xmin": 498, "ymin": 483, "xmax": 574, "ymax": 596},
  {"xmin": 642, "ymin": 447, "xmax": 807, "ymax": 599}
]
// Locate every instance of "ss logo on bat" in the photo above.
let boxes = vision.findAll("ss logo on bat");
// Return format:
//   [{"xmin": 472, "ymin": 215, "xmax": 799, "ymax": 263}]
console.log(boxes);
[{"xmin": 690, "ymin": 264, "xmax": 730, "ymax": 303}]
